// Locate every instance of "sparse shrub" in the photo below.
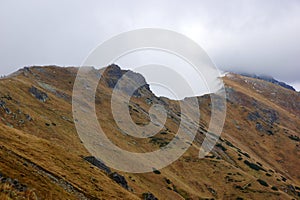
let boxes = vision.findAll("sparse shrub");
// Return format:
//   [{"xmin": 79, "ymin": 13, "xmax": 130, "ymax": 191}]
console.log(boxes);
[
  {"xmin": 234, "ymin": 185, "xmax": 243, "ymax": 190},
  {"xmin": 225, "ymin": 176, "xmax": 234, "ymax": 182},
  {"xmin": 266, "ymin": 173, "xmax": 272, "ymax": 177},
  {"xmin": 172, "ymin": 184, "xmax": 178, "ymax": 192},
  {"xmin": 164, "ymin": 178, "xmax": 171, "ymax": 184},
  {"xmin": 150, "ymin": 137, "xmax": 169, "ymax": 147},
  {"xmin": 225, "ymin": 141, "xmax": 235, "ymax": 148},
  {"xmin": 257, "ymin": 179, "xmax": 269, "ymax": 187},
  {"xmin": 281, "ymin": 176, "xmax": 287, "ymax": 182},
  {"xmin": 288, "ymin": 135, "xmax": 300, "ymax": 142},
  {"xmin": 152, "ymin": 168, "xmax": 161, "ymax": 174},
  {"xmin": 173, "ymin": 186, "xmax": 191, "ymax": 200},
  {"xmin": 216, "ymin": 143, "xmax": 227, "ymax": 151},
  {"xmin": 271, "ymin": 186, "xmax": 278, "ymax": 191},
  {"xmin": 160, "ymin": 131, "xmax": 168, "ymax": 135},
  {"xmin": 0, "ymin": 182, "xmax": 37, "ymax": 200},
  {"xmin": 142, "ymin": 192, "xmax": 158, "ymax": 200},
  {"xmin": 244, "ymin": 160, "xmax": 265, "ymax": 171},
  {"xmin": 266, "ymin": 130, "xmax": 274, "ymax": 135},
  {"xmin": 177, "ymin": 189, "xmax": 191, "ymax": 200},
  {"xmin": 238, "ymin": 150, "xmax": 250, "ymax": 158},
  {"xmin": 205, "ymin": 154, "xmax": 215, "ymax": 159}
]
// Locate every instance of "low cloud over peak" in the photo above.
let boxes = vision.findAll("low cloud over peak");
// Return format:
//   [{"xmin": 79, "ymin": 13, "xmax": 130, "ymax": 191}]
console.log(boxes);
[{"xmin": 0, "ymin": 0, "xmax": 299, "ymax": 89}]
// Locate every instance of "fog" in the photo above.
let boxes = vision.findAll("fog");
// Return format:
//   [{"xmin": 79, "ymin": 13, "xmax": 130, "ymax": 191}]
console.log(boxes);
[{"xmin": 1, "ymin": 0, "xmax": 299, "ymax": 90}]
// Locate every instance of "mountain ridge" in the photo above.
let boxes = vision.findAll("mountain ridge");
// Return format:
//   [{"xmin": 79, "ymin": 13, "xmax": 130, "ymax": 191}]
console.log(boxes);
[
  {"xmin": 0, "ymin": 65, "xmax": 299, "ymax": 199},
  {"xmin": 6, "ymin": 65, "xmax": 297, "ymax": 96},
  {"xmin": 238, "ymin": 72, "xmax": 296, "ymax": 91}
]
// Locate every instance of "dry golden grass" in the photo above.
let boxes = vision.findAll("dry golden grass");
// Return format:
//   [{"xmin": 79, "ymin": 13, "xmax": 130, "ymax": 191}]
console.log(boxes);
[{"xmin": 0, "ymin": 66, "xmax": 299, "ymax": 199}]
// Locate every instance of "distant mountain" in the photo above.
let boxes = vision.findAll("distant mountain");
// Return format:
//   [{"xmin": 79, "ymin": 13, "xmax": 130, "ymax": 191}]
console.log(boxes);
[
  {"xmin": 239, "ymin": 73, "xmax": 296, "ymax": 91},
  {"xmin": 0, "ymin": 65, "xmax": 299, "ymax": 199}
]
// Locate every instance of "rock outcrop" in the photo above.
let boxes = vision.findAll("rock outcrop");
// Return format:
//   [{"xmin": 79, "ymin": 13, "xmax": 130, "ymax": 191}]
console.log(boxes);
[
  {"xmin": 109, "ymin": 172, "xmax": 129, "ymax": 190},
  {"xmin": 84, "ymin": 156, "xmax": 111, "ymax": 175},
  {"xmin": 29, "ymin": 86, "xmax": 48, "ymax": 102}
]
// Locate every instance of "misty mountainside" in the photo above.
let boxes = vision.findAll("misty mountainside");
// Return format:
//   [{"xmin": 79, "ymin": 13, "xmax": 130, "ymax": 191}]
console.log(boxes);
[
  {"xmin": 239, "ymin": 73, "xmax": 296, "ymax": 92},
  {"xmin": 0, "ymin": 65, "xmax": 299, "ymax": 200}
]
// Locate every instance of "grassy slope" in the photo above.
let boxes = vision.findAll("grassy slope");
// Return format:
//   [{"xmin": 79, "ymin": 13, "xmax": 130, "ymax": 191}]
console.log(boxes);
[{"xmin": 0, "ymin": 66, "xmax": 299, "ymax": 199}]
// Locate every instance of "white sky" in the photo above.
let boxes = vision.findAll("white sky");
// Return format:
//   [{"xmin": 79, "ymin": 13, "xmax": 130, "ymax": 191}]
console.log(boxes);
[{"xmin": 0, "ymin": 0, "xmax": 299, "ymax": 91}]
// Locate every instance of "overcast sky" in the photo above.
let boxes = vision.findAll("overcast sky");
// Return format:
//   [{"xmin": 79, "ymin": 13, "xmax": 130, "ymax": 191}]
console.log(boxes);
[{"xmin": 0, "ymin": 0, "xmax": 299, "ymax": 90}]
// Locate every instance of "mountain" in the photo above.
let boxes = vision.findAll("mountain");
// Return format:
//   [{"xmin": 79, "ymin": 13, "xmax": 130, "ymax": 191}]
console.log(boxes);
[
  {"xmin": 0, "ymin": 65, "xmax": 299, "ymax": 200},
  {"xmin": 239, "ymin": 73, "xmax": 296, "ymax": 91}
]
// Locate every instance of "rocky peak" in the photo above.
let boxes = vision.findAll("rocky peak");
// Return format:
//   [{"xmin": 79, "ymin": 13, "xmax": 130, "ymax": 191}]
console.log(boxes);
[{"xmin": 102, "ymin": 64, "xmax": 151, "ymax": 97}]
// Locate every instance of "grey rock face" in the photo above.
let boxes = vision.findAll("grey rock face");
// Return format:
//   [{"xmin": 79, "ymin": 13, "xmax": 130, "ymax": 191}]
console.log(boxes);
[
  {"xmin": 29, "ymin": 86, "xmax": 48, "ymax": 102},
  {"xmin": 104, "ymin": 64, "xmax": 123, "ymax": 88},
  {"xmin": 103, "ymin": 64, "xmax": 151, "ymax": 97},
  {"xmin": 248, "ymin": 111, "xmax": 261, "ymax": 121}
]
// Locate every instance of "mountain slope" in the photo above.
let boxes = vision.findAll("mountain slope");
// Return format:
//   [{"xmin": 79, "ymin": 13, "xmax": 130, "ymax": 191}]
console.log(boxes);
[
  {"xmin": 239, "ymin": 73, "xmax": 296, "ymax": 91},
  {"xmin": 0, "ymin": 66, "xmax": 299, "ymax": 200}
]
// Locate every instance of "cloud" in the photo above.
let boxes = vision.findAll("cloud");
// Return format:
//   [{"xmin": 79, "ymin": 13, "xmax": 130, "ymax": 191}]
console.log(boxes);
[{"xmin": 0, "ymin": 0, "xmax": 299, "ymax": 86}]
